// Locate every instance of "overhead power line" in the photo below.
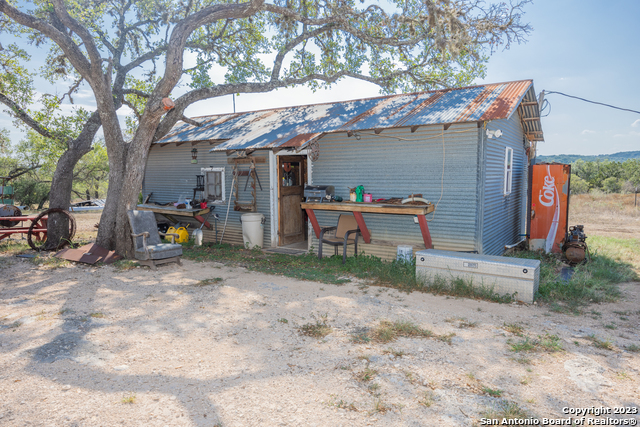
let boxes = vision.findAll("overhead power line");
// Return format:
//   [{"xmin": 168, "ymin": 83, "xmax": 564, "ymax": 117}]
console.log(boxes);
[{"xmin": 543, "ymin": 90, "xmax": 640, "ymax": 115}]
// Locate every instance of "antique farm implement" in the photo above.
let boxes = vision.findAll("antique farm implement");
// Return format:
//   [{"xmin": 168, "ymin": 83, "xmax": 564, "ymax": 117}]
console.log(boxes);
[{"xmin": 0, "ymin": 206, "xmax": 76, "ymax": 251}]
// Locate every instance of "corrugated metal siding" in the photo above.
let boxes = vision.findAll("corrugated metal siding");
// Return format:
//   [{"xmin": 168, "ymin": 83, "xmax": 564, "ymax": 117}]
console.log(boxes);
[
  {"xmin": 481, "ymin": 115, "xmax": 528, "ymax": 255},
  {"xmin": 142, "ymin": 144, "xmax": 272, "ymax": 247},
  {"xmin": 308, "ymin": 123, "xmax": 480, "ymax": 258}
]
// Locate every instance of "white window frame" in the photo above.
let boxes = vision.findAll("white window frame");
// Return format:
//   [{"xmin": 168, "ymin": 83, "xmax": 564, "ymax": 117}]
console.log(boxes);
[
  {"xmin": 201, "ymin": 167, "xmax": 225, "ymax": 203},
  {"xmin": 503, "ymin": 147, "xmax": 513, "ymax": 196}
]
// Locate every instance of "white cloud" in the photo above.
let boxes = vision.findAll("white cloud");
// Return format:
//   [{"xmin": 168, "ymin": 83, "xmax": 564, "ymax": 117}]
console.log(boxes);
[
  {"xmin": 632, "ymin": 119, "xmax": 640, "ymax": 127},
  {"xmin": 614, "ymin": 134, "xmax": 625, "ymax": 138},
  {"xmin": 581, "ymin": 129, "xmax": 595, "ymax": 135}
]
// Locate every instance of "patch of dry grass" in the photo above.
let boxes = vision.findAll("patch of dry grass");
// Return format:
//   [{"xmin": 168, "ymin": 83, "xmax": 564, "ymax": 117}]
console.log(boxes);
[
  {"xmin": 71, "ymin": 211, "xmax": 102, "ymax": 241},
  {"xmin": 354, "ymin": 367, "xmax": 377, "ymax": 383},
  {"xmin": 121, "ymin": 393, "xmax": 136, "ymax": 404},
  {"xmin": 508, "ymin": 333, "xmax": 563, "ymax": 353},
  {"xmin": 481, "ymin": 400, "xmax": 533, "ymax": 421},
  {"xmin": 112, "ymin": 259, "xmax": 138, "ymax": 271},
  {"xmin": 382, "ymin": 348, "xmax": 405, "ymax": 357},
  {"xmin": 349, "ymin": 319, "xmax": 458, "ymax": 347},
  {"xmin": 371, "ymin": 397, "xmax": 391, "ymax": 414},
  {"xmin": 445, "ymin": 317, "xmax": 478, "ymax": 328},
  {"xmin": 571, "ymin": 193, "xmax": 640, "ymax": 224},
  {"xmin": 194, "ymin": 278, "xmax": 223, "ymax": 286},
  {"xmin": 503, "ymin": 322, "xmax": 525, "ymax": 336},
  {"xmin": 0, "ymin": 240, "xmax": 32, "ymax": 256},
  {"xmin": 370, "ymin": 320, "xmax": 434, "ymax": 343},
  {"xmin": 569, "ymin": 193, "xmax": 640, "ymax": 270},
  {"xmin": 586, "ymin": 335, "xmax": 615, "ymax": 351},
  {"xmin": 419, "ymin": 391, "xmax": 437, "ymax": 407},
  {"xmin": 299, "ymin": 315, "xmax": 332, "ymax": 338},
  {"xmin": 30, "ymin": 255, "xmax": 71, "ymax": 269},
  {"xmin": 327, "ymin": 395, "xmax": 358, "ymax": 411}
]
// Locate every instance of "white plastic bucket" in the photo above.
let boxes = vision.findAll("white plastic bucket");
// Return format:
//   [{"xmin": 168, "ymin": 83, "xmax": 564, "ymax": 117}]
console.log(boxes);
[
  {"xmin": 241, "ymin": 213, "xmax": 265, "ymax": 249},
  {"xmin": 397, "ymin": 245, "xmax": 413, "ymax": 263}
]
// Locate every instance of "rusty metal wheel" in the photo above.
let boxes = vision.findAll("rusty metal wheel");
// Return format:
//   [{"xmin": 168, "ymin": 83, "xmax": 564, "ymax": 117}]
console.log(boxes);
[{"xmin": 27, "ymin": 208, "xmax": 76, "ymax": 251}]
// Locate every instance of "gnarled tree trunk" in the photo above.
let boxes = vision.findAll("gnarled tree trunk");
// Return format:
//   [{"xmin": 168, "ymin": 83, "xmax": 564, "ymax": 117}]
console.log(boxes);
[
  {"xmin": 46, "ymin": 148, "xmax": 89, "ymax": 248},
  {"xmin": 96, "ymin": 103, "xmax": 164, "ymax": 257},
  {"xmin": 45, "ymin": 112, "xmax": 101, "ymax": 249}
]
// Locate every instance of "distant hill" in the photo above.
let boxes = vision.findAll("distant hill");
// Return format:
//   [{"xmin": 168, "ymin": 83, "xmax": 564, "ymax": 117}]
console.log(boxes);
[{"xmin": 536, "ymin": 151, "xmax": 640, "ymax": 164}]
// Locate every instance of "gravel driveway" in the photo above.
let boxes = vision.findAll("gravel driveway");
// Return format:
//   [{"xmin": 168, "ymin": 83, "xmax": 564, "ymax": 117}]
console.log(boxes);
[{"xmin": 1, "ymin": 257, "xmax": 639, "ymax": 426}]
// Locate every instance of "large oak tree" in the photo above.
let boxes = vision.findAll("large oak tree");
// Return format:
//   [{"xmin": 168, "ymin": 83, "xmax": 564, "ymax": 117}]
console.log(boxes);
[{"xmin": 0, "ymin": 0, "xmax": 531, "ymax": 256}]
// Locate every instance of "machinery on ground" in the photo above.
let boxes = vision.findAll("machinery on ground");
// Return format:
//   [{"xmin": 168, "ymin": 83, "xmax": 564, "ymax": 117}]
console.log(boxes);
[{"xmin": 562, "ymin": 225, "xmax": 589, "ymax": 265}]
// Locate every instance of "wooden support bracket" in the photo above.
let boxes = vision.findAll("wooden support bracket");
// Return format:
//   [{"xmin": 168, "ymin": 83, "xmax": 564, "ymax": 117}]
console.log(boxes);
[
  {"xmin": 227, "ymin": 157, "xmax": 266, "ymax": 164},
  {"xmin": 417, "ymin": 215, "xmax": 433, "ymax": 249},
  {"xmin": 352, "ymin": 212, "xmax": 371, "ymax": 244}
]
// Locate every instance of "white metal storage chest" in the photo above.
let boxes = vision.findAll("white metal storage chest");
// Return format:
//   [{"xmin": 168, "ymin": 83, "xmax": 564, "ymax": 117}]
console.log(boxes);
[{"xmin": 415, "ymin": 249, "xmax": 541, "ymax": 303}]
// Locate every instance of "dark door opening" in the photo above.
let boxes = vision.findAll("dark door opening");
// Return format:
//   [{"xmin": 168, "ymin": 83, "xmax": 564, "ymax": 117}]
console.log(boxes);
[{"xmin": 277, "ymin": 155, "xmax": 308, "ymax": 246}]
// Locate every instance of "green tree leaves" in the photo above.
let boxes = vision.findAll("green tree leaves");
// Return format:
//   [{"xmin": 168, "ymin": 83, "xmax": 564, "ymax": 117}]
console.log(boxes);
[
  {"xmin": 572, "ymin": 159, "xmax": 640, "ymax": 194},
  {"xmin": 0, "ymin": 131, "xmax": 109, "ymax": 207}
]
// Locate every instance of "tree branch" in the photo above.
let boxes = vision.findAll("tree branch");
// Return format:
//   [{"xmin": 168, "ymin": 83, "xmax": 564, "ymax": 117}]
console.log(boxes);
[
  {"xmin": 60, "ymin": 77, "xmax": 84, "ymax": 104},
  {"xmin": 181, "ymin": 116, "xmax": 202, "ymax": 127},
  {"xmin": 271, "ymin": 23, "xmax": 338, "ymax": 82},
  {"xmin": 122, "ymin": 89, "xmax": 150, "ymax": 98},
  {"xmin": 50, "ymin": 0, "xmax": 103, "ymax": 69},
  {"xmin": 263, "ymin": 4, "xmax": 424, "ymax": 47},
  {"xmin": 119, "ymin": 44, "xmax": 168, "ymax": 74},
  {"xmin": 69, "ymin": 110, "xmax": 101, "ymax": 152},
  {"xmin": 122, "ymin": 98, "xmax": 142, "ymax": 121},
  {"xmin": 0, "ymin": 0, "xmax": 92, "ymax": 77},
  {"xmin": 7, "ymin": 164, "xmax": 42, "ymax": 180},
  {"xmin": 153, "ymin": 0, "xmax": 264, "ymax": 99},
  {"xmin": 95, "ymin": 28, "xmax": 117, "ymax": 56},
  {"xmin": 0, "ymin": 92, "xmax": 56, "ymax": 141}
]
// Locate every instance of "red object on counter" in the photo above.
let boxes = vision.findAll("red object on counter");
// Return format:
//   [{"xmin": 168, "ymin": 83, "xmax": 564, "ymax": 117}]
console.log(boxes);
[{"xmin": 200, "ymin": 202, "xmax": 207, "ymax": 209}]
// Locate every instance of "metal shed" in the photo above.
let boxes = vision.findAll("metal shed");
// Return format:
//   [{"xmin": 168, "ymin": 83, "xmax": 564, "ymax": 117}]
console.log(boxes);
[{"xmin": 144, "ymin": 79, "xmax": 543, "ymax": 258}]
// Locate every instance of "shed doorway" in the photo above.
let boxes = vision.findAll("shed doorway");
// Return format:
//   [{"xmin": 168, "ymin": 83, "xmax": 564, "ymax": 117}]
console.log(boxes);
[{"xmin": 277, "ymin": 155, "xmax": 308, "ymax": 246}]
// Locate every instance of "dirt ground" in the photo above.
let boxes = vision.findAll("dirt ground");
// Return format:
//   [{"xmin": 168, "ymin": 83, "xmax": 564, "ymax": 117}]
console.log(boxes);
[{"xmin": 1, "ymin": 208, "xmax": 639, "ymax": 426}]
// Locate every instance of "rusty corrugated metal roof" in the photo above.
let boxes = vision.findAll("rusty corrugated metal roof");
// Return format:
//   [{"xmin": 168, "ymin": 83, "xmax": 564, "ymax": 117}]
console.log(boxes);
[{"xmin": 153, "ymin": 79, "xmax": 544, "ymax": 150}]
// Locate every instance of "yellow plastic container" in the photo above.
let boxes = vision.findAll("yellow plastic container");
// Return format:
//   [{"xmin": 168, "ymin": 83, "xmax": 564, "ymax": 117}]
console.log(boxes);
[{"xmin": 166, "ymin": 226, "xmax": 189, "ymax": 243}]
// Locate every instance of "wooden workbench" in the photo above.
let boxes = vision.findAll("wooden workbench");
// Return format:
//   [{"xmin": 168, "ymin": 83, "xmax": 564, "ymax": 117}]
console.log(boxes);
[
  {"xmin": 136, "ymin": 204, "xmax": 212, "ymax": 229},
  {"xmin": 300, "ymin": 201, "xmax": 435, "ymax": 249}
]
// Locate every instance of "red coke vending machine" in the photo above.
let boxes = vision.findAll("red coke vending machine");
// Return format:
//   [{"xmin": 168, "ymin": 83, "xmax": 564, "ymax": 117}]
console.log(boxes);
[{"xmin": 528, "ymin": 163, "xmax": 571, "ymax": 253}]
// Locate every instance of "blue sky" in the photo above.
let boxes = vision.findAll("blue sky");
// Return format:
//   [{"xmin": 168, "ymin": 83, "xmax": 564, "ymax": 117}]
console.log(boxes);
[
  {"xmin": 2, "ymin": 0, "xmax": 639, "ymax": 156},
  {"xmin": 477, "ymin": 0, "xmax": 640, "ymax": 156}
]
